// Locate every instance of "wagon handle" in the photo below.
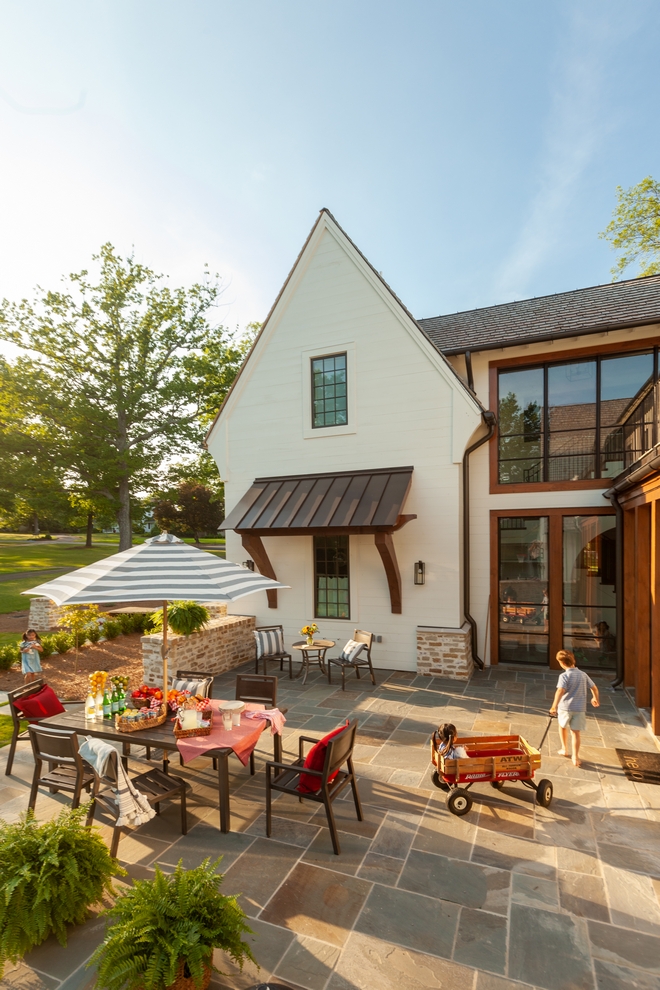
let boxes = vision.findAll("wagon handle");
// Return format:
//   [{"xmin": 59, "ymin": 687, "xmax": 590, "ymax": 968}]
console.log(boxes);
[{"xmin": 537, "ymin": 712, "xmax": 557, "ymax": 751}]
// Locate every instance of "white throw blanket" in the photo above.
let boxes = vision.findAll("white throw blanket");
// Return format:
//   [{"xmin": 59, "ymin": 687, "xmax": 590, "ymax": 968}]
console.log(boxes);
[{"xmin": 79, "ymin": 736, "xmax": 156, "ymax": 828}]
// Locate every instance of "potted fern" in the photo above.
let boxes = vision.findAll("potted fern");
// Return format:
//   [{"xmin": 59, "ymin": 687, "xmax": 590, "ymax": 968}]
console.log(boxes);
[
  {"xmin": 0, "ymin": 807, "xmax": 123, "ymax": 977},
  {"xmin": 91, "ymin": 860, "xmax": 255, "ymax": 990},
  {"xmin": 150, "ymin": 602, "xmax": 210, "ymax": 637}
]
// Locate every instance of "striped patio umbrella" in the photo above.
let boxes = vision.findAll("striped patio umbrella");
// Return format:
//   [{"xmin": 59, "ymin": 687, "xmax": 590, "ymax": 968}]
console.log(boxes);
[{"xmin": 23, "ymin": 533, "xmax": 288, "ymax": 690}]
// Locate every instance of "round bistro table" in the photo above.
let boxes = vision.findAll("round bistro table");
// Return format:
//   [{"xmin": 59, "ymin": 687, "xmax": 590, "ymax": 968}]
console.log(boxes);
[{"xmin": 292, "ymin": 639, "xmax": 335, "ymax": 685}]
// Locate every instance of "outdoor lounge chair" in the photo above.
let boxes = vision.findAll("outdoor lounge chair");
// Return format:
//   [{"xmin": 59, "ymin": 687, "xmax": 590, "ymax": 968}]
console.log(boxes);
[
  {"xmin": 265, "ymin": 719, "xmax": 363, "ymax": 855},
  {"xmin": 327, "ymin": 630, "xmax": 377, "ymax": 690},
  {"xmin": 254, "ymin": 625, "xmax": 293, "ymax": 678}
]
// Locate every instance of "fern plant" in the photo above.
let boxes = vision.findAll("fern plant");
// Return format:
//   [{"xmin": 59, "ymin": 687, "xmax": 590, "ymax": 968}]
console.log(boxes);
[
  {"xmin": 91, "ymin": 859, "xmax": 255, "ymax": 990},
  {"xmin": 150, "ymin": 602, "xmax": 210, "ymax": 637},
  {"xmin": 0, "ymin": 807, "xmax": 123, "ymax": 976}
]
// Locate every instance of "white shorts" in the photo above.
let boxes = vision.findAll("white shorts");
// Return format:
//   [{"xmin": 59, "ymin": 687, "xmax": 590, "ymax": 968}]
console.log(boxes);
[{"xmin": 558, "ymin": 710, "xmax": 587, "ymax": 732}]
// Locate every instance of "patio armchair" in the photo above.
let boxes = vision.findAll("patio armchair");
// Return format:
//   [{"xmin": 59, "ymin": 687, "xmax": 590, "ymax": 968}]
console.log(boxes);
[
  {"xmin": 265, "ymin": 719, "xmax": 363, "ymax": 855},
  {"xmin": 27, "ymin": 725, "xmax": 97, "ymax": 812},
  {"xmin": 254, "ymin": 625, "xmax": 293, "ymax": 678},
  {"xmin": 5, "ymin": 679, "xmax": 65, "ymax": 776},
  {"xmin": 236, "ymin": 673, "xmax": 278, "ymax": 776},
  {"xmin": 327, "ymin": 630, "xmax": 377, "ymax": 690}
]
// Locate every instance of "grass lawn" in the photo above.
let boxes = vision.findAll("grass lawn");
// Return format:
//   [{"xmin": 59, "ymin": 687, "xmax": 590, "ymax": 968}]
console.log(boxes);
[
  {"xmin": 0, "ymin": 632, "xmax": 26, "ymax": 647},
  {"xmin": 0, "ymin": 544, "xmax": 121, "ymax": 575},
  {"xmin": 0, "ymin": 579, "xmax": 37, "ymax": 614},
  {"xmin": 0, "ymin": 714, "xmax": 26, "ymax": 746}
]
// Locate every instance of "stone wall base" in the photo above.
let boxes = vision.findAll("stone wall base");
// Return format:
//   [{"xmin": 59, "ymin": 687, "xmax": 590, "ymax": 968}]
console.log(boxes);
[
  {"xmin": 28, "ymin": 597, "xmax": 63, "ymax": 631},
  {"xmin": 141, "ymin": 611, "xmax": 256, "ymax": 686},
  {"xmin": 417, "ymin": 623, "xmax": 473, "ymax": 679}
]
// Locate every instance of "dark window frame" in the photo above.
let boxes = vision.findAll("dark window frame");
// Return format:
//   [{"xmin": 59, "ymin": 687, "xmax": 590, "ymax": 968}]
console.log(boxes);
[
  {"xmin": 314, "ymin": 534, "xmax": 350, "ymax": 619},
  {"xmin": 497, "ymin": 347, "xmax": 658, "ymax": 486},
  {"xmin": 311, "ymin": 352, "xmax": 348, "ymax": 429}
]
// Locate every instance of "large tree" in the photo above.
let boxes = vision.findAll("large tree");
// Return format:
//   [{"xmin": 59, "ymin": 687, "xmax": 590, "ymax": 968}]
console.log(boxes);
[
  {"xmin": 0, "ymin": 245, "xmax": 246, "ymax": 549},
  {"xmin": 600, "ymin": 175, "xmax": 660, "ymax": 280}
]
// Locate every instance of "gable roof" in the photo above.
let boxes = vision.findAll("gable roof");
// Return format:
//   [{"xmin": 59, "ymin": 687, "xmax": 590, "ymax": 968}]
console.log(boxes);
[
  {"xmin": 418, "ymin": 274, "xmax": 660, "ymax": 355},
  {"xmin": 205, "ymin": 209, "xmax": 483, "ymax": 444}
]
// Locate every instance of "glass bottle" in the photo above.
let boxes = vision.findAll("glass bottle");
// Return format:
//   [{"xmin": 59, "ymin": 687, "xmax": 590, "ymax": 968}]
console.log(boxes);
[
  {"xmin": 103, "ymin": 689, "xmax": 112, "ymax": 719},
  {"xmin": 85, "ymin": 692, "xmax": 96, "ymax": 720},
  {"xmin": 95, "ymin": 690, "xmax": 104, "ymax": 719},
  {"xmin": 111, "ymin": 686, "xmax": 119, "ymax": 715}
]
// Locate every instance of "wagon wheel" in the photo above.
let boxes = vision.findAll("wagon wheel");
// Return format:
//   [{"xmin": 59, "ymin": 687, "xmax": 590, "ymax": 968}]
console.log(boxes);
[
  {"xmin": 447, "ymin": 788, "xmax": 473, "ymax": 816},
  {"xmin": 431, "ymin": 771, "xmax": 450, "ymax": 792},
  {"xmin": 490, "ymin": 780, "xmax": 504, "ymax": 790},
  {"xmin": 535, "ymin": 779, "xmax": 553, "ymax": 808}
]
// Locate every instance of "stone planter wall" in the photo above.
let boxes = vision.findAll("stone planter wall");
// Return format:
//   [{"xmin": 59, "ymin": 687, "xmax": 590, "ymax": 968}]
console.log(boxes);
[
  {"xmin": 416, "ymin": 623, "xmax": 473, "ymax": 679},
  {"xmin": 28, "ymin": 597, "xmax": 63, "ymax": 631},
  {"xmin": 141, "ymin": 611, "xmax": 256, "ymax": 686}
]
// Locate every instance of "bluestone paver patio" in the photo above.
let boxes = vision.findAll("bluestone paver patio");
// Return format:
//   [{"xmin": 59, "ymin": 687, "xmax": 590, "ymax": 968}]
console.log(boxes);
[{"xmin": 1, "ymin": 662, "xmax": 660, "ymax": 990}]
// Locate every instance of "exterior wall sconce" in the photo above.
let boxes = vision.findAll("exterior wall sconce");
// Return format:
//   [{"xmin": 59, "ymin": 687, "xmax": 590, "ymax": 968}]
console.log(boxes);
[
  {"xmin": 414, "ymin": 561, "xmax": 425, "ymax": 585},
  {"xmin": 243, "ymin": 560, "xmax": 255, "ymax": 571}
]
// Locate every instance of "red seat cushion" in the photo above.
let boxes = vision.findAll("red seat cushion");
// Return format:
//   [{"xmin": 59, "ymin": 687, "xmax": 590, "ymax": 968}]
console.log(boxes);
[
  {"xmin": 298, "ymin": 720, "xmax": 349, "ymax": 794},
  {"xmin": 13, "ymin": 685, "xmax": 65, "ymax": 720}
]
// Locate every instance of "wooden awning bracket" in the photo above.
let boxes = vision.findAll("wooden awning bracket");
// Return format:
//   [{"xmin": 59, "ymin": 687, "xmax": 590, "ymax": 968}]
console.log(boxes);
[
  {"xmin": 374, "ymin": 532, "xmax": 402, "ymax": 614},
  {"xmin": 241, "ymin": 534, "xmax": 278, "ymax": 609},
  {"xmin": 393, "ymin": 513, "xmax": 417, "ymax": 531}
]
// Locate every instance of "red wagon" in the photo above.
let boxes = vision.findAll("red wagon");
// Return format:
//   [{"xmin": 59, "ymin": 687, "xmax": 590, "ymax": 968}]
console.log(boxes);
[{"xmin": 430, "ymin": 725, "xmax": 554, "ymax": 816}]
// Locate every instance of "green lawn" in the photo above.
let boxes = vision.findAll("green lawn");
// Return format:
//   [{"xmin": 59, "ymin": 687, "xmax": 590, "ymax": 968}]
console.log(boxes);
[
  {"xmin": 0, "ymin": 715, "xmax": 27, "ymax": 746},
  {"xmin": 0, "ymin": 632, "xmax": 25, "ymax": 648},
  {"xmin": 0, "ymin": 544, "xmax": 122, "ymax": 575},
  {"xmin": 0, "ymin": 579, "xmax": 38, "ymax": 614}
]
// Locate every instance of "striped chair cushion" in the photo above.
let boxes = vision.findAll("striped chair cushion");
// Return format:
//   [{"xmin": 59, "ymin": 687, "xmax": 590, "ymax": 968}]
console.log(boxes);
[
  {"xmin": 254, "ymin": 629, "xmax": 285, "ymax": 659},
  {"xmin": 340, "ymin": 640, "xmax": 365, "ymax": 663},
  {"xmin": 171, "ymin": 676, "xmax": 213, "ymax": 697}
]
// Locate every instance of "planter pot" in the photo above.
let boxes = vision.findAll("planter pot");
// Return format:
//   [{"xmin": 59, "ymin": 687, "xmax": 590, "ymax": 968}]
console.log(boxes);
[{"xmin": 168, "ymin": 962, "xmax": 212, "ymax": 990}]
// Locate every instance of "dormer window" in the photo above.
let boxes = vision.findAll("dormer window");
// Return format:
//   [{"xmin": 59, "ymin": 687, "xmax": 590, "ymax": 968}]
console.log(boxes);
[{"xmin": 312, "ymin": 353, "xmax": 347, "ymax": 428}]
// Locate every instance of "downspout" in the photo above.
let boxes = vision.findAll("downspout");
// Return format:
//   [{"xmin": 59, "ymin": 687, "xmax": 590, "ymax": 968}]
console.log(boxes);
[
  {"xmin": 463, "ymin": 410, "xmax": 497, "ymax": 669},
  {"xmin": 607, "ymin": 489, "xmax": 625, "ymax": 689}
]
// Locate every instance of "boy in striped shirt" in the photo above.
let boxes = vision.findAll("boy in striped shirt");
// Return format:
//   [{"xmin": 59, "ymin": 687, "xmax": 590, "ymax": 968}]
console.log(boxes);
[{"xmin": 549, "ymin": 650, "xmax": 600, "ymax": 767}]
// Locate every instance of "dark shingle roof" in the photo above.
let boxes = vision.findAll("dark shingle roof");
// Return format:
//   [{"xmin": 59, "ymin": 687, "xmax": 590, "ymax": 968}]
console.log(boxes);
[{"xmin": 418, "ymin": 274, "xmax": 660, "ymax": 354}]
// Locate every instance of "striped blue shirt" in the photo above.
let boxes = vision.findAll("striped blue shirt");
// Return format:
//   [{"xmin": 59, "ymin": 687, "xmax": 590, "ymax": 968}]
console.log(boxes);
[{"xmin": 557, "ymin": 667, "xmax": 595, "ymax": 712}]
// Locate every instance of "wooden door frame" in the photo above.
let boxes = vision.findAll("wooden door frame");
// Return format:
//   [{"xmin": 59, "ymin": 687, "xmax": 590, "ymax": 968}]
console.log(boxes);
[{"xmin": 489, "ymin": 506, "xmax": 616, "ymax": 668}]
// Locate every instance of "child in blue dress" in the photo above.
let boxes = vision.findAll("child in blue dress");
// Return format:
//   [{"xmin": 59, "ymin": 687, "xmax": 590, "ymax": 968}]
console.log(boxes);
[{"xmin": 19, "ymin": 629, "xmax": 43, "ymax": 683}]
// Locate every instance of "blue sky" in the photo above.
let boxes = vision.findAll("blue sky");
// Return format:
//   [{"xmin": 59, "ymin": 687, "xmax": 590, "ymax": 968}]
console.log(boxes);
[{"xmin": 0, "ymin": 1, "xmax": 658, "ymax": 334}]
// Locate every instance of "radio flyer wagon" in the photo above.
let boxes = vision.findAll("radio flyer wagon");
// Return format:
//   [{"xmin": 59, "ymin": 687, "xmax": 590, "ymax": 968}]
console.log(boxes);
[{"xmin": 430, "ymin": 717, "xmax": 555, "ymax": 816}]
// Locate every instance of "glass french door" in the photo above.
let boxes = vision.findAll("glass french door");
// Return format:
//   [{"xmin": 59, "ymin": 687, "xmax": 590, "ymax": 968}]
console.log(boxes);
[{"xmin": 495, "ymin": 511, "xmax": 616, "ymax": 669}]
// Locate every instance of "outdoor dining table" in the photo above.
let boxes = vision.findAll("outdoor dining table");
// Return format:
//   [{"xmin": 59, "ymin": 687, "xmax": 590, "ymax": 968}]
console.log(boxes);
[
  {"xmin": 292, "ymin": 639, "xmax": 335, "ymax": 685},
  {"xmin": 39, "ymin": 701, "xmax": 285, "ymax": 833}
]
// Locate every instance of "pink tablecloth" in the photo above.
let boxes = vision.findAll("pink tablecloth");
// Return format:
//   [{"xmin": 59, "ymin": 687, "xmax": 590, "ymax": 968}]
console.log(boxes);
[{"xmin": 176, "ymin": 699, "xmax": 266, "ymax": 766}]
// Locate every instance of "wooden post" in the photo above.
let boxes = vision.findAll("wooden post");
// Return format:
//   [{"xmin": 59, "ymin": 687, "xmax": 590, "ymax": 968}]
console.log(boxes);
[
  {"xmin": 240, "ymin": 534, "xmax": 278, "ymax": 609},
  {"xmin": 623, "ymin": 508, "xmax": 636, "ymax": 689},
  {"xmin": 374, "ymin": 532, "xmax": 402, "ymax": 614},
  {"xmin": 652, "ymin": 500, "xmax": 660, "ymax": 734},
  {"xmin": 635, "ymin": 505, "xmax": 651, "ymax": 709}
]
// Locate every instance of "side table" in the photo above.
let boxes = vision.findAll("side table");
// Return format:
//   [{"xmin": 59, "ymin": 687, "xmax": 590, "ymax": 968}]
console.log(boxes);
[{"xmin": 292, "ymin": 640, "xmax": 335, "ymax": 685}]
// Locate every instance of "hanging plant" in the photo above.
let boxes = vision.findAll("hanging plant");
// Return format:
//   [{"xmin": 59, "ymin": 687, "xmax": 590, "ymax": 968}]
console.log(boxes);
[{"xmin": 150, "ymin": 602, "xmax": 210, "ymax": 637}]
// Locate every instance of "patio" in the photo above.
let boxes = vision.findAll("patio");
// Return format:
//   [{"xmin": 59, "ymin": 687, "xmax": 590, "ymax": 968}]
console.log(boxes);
[{"xmin": 1, "ymin": 662, "xmax": 660, "ymax": 990}]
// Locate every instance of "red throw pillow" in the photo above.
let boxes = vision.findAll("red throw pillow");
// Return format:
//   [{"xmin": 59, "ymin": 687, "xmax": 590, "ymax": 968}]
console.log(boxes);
[
  {"xmin": 298, "ymin": 720, "xmax": 349, "ymax": 794},
  {"xmin": 14, "ymin": 685, "xmax": 65, "ymax": 720}
]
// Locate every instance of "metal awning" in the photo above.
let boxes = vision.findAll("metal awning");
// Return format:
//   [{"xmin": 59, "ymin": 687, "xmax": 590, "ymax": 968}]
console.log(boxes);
[
  {"xmin": 220, "ymin": 467, "xmax": 415, "ymax": 615},
  {"xmin": 220, "ymin": 466, "xmax": 415, "ymax": 535}
]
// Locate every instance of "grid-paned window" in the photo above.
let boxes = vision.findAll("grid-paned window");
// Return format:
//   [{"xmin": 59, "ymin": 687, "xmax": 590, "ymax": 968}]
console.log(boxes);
[
  {"xmin": 314, "ymin": 535, "xmax": 350, "ymax": 618},
  {"xmin": 498, "ymin": 349, "xmax": 657, "ymax": 484},
  {"xmin": 312, "ymin": 353, "xmax": 347, "ymax": 428}
]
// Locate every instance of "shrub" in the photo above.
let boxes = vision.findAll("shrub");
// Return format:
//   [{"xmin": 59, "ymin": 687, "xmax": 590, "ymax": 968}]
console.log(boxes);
[
  {"xmin": 90, "ymin": 859, "xmax": 255, "ymax": 990},
  {"xmin": 51, "ymin": 632, "xmax": 74, "ymax": 655},
  {"xmin": 40, "ymin": 636, "xmax": 55, "ymax": 659},
  {"xmin": 87, "ymin": 625, "xmax": 101, "ymax": 644},
  {"xmin": 0, "ymin": 645, "xmax": 19, "ymax": 671},
  {"xmin": 150, "ymin": 602, "xmax": 210, "ymax": 637},
  {"xmin": 103, "ymin": 620, "xmax": 121, "ymax": 639},
  {"xmin": 0, "ymin": 807, "xmax": 124, "ymax": 976},
  {"xmin": 118, "ymin": 614, "xmax": 134, "ymax": 635}
]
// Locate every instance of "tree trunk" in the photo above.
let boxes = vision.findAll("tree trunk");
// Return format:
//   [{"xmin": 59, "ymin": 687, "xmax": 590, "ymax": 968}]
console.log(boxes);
[
  {"xmin": 117, "ymin": 476, "xmax": 132, "ymax": 551},
  {"xmin": 85, "ymin": 512, "xmax": 94, "ymax": 548},
  {"xmin": 32, "ymin": 512, "xmax": 39, "ymax": 537}
]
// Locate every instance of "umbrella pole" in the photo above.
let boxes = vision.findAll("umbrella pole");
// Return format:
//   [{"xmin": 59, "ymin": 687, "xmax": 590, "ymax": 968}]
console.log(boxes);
[{"xmin": 161, "ymin": 600, "xmax": 169, "ymax": 772}]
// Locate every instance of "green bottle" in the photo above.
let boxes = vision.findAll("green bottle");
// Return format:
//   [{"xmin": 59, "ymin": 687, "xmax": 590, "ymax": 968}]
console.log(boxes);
[
  {"xmin": 103, "ymin": 689, "xmax": 112, "ymax": 719},
  {"xmin": 118, "ymin": 689, "xmax": 126, "ymax": 713},
  {"xmin": 111, "ymin": 687, "xmax": 119, "ymax": 715}
]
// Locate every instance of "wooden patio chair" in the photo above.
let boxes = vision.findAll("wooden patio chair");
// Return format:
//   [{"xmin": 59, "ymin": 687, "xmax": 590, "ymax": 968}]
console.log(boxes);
[
  {"xmin": 265, "ymin": 719, "xmax": 363, "ymax": 855},
  {"xmin": 147, "ymin": 669, "xmax": 214, "ymax": 765},
  {"xmin": 254, "ymin": 625, "xmax": 292, "ymax": 678},
  {"xmin": 5, "ymin": 679, "xmax": 59, "ymax": 776},
  {"xmin": 27, "ymin": 725, "xmax": 96, "ymax": 812},
  {"xmin": 327, "ymin": 630, "xmax": 377, "ymax": 690},
  {"xmin": 235, "ymin": 673, "xmax": 278, "ymax": 776}
]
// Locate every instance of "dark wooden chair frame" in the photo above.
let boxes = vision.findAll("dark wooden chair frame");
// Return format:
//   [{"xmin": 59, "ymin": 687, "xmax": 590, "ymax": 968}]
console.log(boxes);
[
  {"xmin": 265, "ymin": 719, "xmax": 363, "ymax": 855},
  {"xmin": 327, "ymin": 629, "xmax": 377, "ymax": 690},
  {"xmin": 235, "ymin": 673, "xmax": 278, "ymax": 776},
  {"xmin": 254, "ymin": 625, "xmax": 293, "ymax": 679},
  {"xmin": 27, "ymin": 725, "xmax": 97, "ymax": 812},
  {"xmin": 5, "ymin": 678, "xmax": 48, "ymax": 776},
  {"xmin": 149, "ymin": 668, "xmax": 215, "ymax": 766}
]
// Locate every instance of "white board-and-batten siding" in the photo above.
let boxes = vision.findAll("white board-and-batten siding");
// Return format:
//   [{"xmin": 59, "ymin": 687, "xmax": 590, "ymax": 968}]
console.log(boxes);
[{"xmin": 208, "ymin": 215, "xmax": 483, "ymax": 670}]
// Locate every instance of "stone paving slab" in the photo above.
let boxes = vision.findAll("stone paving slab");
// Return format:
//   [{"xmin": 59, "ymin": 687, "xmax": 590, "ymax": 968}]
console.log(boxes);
[{"xmin": 1, "ymin": 662, "xmax": 660, "ymax": 990}]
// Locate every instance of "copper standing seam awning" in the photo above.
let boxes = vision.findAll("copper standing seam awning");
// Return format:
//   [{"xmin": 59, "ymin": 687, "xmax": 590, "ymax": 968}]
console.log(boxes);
[{"xmin": 219, "ymin": 467, "xmax": 416, "ymax": 612}]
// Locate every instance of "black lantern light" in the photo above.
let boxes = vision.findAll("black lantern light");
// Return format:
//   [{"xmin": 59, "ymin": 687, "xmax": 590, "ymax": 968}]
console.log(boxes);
[{"xmin": 414, "ymin": 561, "xmax": 425, "ymax": 585}]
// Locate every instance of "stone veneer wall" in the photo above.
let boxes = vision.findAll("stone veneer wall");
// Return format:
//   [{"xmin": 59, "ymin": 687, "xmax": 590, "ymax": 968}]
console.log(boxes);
[
  {"xmin": 416, "ymin": 623, "xmax": 473, "ymax": 679},
  {"xmin": 141, "ymin": 607, "xmax": 256, "ymax": 686},
  {"xmin": 28, "ymin": 597, "xmax": 63, "ymax": 631}
]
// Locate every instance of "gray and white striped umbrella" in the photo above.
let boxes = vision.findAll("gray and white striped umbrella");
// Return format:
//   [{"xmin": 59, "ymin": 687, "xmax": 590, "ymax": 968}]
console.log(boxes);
[{"xmin": 22, "ymin": 533, "xmax": 287, "ymax": 606}]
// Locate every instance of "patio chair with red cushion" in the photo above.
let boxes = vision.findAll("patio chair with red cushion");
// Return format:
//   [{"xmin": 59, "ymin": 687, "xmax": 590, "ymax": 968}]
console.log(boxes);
[{"xmin": 5, "ymin": 680, "xmax": 65, "ymax": 776}]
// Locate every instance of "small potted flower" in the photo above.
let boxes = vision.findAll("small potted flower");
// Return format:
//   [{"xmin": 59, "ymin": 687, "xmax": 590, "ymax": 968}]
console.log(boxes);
[{"xmin": 300, "ymin": 623, "xmax": 319, "ymax": 647}]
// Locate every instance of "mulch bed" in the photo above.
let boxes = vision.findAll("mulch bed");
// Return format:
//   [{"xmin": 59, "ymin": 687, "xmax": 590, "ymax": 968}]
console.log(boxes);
[{"xmin": 0, "ymin": 634, "xmax": 146, "ymax": 701}]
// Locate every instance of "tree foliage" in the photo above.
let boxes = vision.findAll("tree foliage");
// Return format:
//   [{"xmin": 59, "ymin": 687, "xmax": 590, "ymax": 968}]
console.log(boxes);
[
  {"xmin": 153, "ymin": 482, "xmax": 223, "ymax": 542},
  {"xmin": 0, "ymin": 245, "xmax": 246, "ymax": 549},
  {"xmin": 600, "ymin": 175, "xmax": 660, "ymax": 280}
]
